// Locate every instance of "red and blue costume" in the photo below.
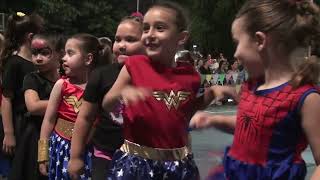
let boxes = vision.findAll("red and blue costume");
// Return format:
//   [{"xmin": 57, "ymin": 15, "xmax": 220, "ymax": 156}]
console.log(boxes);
[
  {"xmin": 223, "ymin": 80, "xmax": 318, "ymax": 180},
  {"xmin": 49, "ymin": 78, "xmax": 92, "ymax": 180},
  {"xmin": 107, "ymin": 55, "xmax": 200, "ymax": 179}
]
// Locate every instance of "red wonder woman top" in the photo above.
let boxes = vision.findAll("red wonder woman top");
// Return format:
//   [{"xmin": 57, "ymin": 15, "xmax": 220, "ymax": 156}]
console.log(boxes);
[
  {"xmin": 123, "ymin": 55, "xmax": 201, "ymax": 149},
  {"xmin": 56, "ymin": 78, "xmax": 84, "ymax": 122}
]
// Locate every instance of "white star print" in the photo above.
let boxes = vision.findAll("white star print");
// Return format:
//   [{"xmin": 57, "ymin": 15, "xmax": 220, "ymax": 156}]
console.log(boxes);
[
  {"xmin": 57, "ymin": 137, "xmax": 61, "ymax": 141},
  {"xmin": 56, "ymin": 160, "xmax": 60, "ymax": 166},
  {"xmin": 61, "ymin": 140, "xmax": 65, "ymax": 145},
  {"xmin": 117, "ymin": 169, "xmax": 124, "ymax": 177},
  {"xmin": 65, "ymin": 144, "xmax": 69, "ymax": 150},
  {"xmin": 88, "ymin": 152, "xmax": 92, "ymax": 157},
  {"xmin": 64, "ymin": 156, "xmax": 69, "ymax": 161},
  {"xmin": 62, "ymin": 167, "xmax": 67, "ymax": 173},
  {"xmin": 49, "ymin": 147, "xmax": 52, "ymax": 152},
  {"xmin": 80, "ymin": 174, "xmax": 85, "ymax": 179},
  {"xmin": 149, "ymin": 170, "xmax": 154, "ymax": 177},
  {"xmin": 60, "ymin": 151, "xmax": 63, "ymax": 156},
  {"xmin": 85, "ymin": 165, "xmax": 89, "ymax": 170},
  {"xmin": 174, "ymin": 161, "xmax": 179, "ymax": 166},
  {"xmin": 130, "ymin": 161, "xmax": 137, "ymax": 169}
]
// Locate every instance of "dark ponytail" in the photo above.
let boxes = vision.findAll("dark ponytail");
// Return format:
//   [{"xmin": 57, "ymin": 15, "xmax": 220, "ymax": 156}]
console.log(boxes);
[
  {"xmin": 290, "ymin": 1, "xmax": 320, "ymax": 87},
  {"xmin": 291, "ymin": 56, "xmax": 320, "ymax": 88},
  {"xmin": 0, "ymin": 12, "xmax": 44, "ymax": 72},
  {"xmin": 71, "ymin": 33, "xmax": 112, "ymax": 70}
]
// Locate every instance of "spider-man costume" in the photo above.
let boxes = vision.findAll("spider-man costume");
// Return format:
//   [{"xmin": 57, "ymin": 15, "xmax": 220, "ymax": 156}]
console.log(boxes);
[{"xmin": 224, "ymin": 80, "xmax": 318, "ymax": 180}]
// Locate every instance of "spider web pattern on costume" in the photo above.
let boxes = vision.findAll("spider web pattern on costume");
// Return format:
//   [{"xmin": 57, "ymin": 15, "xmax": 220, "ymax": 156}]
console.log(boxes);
[{"xmin": 230, "ymin": 83, "xmax": 310, "ymax": 164}]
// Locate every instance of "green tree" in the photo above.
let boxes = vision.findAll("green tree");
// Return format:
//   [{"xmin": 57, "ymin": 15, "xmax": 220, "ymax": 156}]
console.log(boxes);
[
  {"xmin": 34, "ymin": 0, "xmax": 134, "ymax": 37},
  {"xmin": 1, "ymin": 0, "xmax": 137, "ymax": 38},
  {"xmin": 183, "ymin": 0, "xmax": 245, "ymax": 59},
  {"xmin": 1, "ymin": 0, "xmax": 246, "ymax": 59}
]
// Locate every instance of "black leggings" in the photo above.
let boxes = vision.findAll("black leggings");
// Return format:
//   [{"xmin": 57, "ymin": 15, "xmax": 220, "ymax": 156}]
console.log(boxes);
[{"xmin": 92, "ymin": 155, "xmax": 111, "ymax": 180}]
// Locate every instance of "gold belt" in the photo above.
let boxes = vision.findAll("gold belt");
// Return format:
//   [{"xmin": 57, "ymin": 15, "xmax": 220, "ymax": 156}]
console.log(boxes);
[
  {"xmin": 54, "ymin": 118, "xmax": 74, "ymax": 140},
  {"xmin": 120, "ymin": 140, "xmax": 189, "ymax": 161}
]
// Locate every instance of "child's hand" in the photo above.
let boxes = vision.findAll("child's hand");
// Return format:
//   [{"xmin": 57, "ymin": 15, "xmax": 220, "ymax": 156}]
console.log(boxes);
[
  {"xmin": 121, "ymin": 86, "xmax": 152, "ymax": 105},
  {"xmin": 189, "ymin": 111, "xmax": 213, "ymax": 129},
  {"xmin": 2, "ymin": 133, "xmax": 16, "ymax": 155},
  {"xmin": 39, "ymin": 161, "xmax": 49, "ymax": 176},
  {"xmin": 68, "ymin": 157, "xmax": 84, "ymax": 180}
]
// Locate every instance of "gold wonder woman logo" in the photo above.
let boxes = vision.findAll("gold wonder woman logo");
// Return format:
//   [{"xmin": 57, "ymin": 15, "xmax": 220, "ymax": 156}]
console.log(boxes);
[
  {"xmin": 153, "ymin": 90, "xmax": 191, "ymax": 110},
  {"xmin": 63, "ymin": 96, "xmax": 82, "ymax": 113}
]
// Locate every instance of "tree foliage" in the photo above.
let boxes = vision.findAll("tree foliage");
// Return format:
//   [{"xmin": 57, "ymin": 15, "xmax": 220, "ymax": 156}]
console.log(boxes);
[
  {"xmin": 1, "ymin": 0, "xmax": 246, "ymax": 58},
  {"xmin": 180, "ymin": 0, "xmax": 246, "ymax": 58},
  {"xmin": 34, "ymin": 0, "xmax": 135, "ymax": 38}
]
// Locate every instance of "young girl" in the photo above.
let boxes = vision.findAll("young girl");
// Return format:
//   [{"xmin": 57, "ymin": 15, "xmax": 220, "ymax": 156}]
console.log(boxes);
[
  {"xmin": 102, "ymin": 1, "xmax": 235, "ymax": 179},
  {"xmin": 0, "ymin": 12, "xmax": 43, "ymax": 176},
  {"xmin": 38, "ymin": 33, "xmax": 105, "ymax": 180},
  {"xmin": 190, "ymin": 0, "xmax": 320, "ymax": 179},
  {"xmin": 9, "ymin": 33, "xmax": 64, "ymax": 180},
  {"xmin": 68, "ymin": 15, "xmax": 145, "ymax": 180}
]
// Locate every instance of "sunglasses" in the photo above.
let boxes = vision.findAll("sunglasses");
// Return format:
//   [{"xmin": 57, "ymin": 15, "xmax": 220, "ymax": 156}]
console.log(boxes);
[{"xmin": 31, "ymin": 47, "xmax": 52, "ymax": 57}]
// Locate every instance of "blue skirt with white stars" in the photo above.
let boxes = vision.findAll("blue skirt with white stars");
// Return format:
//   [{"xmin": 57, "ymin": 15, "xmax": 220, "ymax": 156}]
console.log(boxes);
[
  {"xmin": 48, "ymin": 132, "xmax": 92, "ymax": 180},
  {"xmin": 106, "ymin": 150, "xmax": 199, "ymax": 180}
]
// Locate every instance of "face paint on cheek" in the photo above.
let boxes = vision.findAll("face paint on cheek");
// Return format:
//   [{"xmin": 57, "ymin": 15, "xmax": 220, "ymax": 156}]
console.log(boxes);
[{"xmin": 31, "ymin": 39, "xmax": 49, "ymax": 49}]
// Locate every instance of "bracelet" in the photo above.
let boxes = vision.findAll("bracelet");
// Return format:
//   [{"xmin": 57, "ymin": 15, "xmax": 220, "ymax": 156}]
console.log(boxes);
[{"xmin": 38, "ymin": 139, "xmax": 49, "ymax": 163}]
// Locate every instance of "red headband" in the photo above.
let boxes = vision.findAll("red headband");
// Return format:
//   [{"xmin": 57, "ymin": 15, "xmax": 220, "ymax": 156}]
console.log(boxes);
[{"xmin": 31, "ymin": 39, "xmax": 48, "ymax": 49}]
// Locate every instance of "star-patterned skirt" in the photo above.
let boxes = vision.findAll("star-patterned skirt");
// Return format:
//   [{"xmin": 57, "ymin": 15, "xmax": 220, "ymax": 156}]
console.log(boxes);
[
  {"xmin": 106, "ymin": 150, "xmax": 199, "ymax": 180},
  {"xmin": 48, "ymin": 132, "xmax": 92, "ymax": 180}
]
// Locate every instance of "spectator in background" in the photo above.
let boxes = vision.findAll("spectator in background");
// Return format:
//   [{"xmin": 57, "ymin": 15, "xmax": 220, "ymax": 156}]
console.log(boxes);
[
  {"xmin": 175, "ymin": 50, "xmax": 194, "ymax": 64},
  {"xmin": 218, "ymin": 52, "xmax": 226, "ymax": 62},
  {"xmin": 195, "ymin": 59, "xmax": 203, "ymax": 72},
  {"xmin": 211, "ymin": 58, "xmax": 219, "ymax": 74},
  {"xmin": 98, "ymin": 37, "xmax": 114, "ymax": 64},
  {"xmin": 199, "ymin": 59, "xmax": 212, "ymax": 74},
  {"xmin": 206, "ymin": 54, "xmax": 218, "ymax": 73},
  {"xmin": 217, "ymin": 60, "xmax": 229, "ymax": 74},
  {"xmin": 207, "ymin": 54, "xmax": 213, "ymax": 62},
  {"xmin": 237, "ymin": 60, "xmax": 247, "ymax": 84},
  {"xmin": 227, "ymin": 59, "xmax": 240, "ymax": 85}
]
